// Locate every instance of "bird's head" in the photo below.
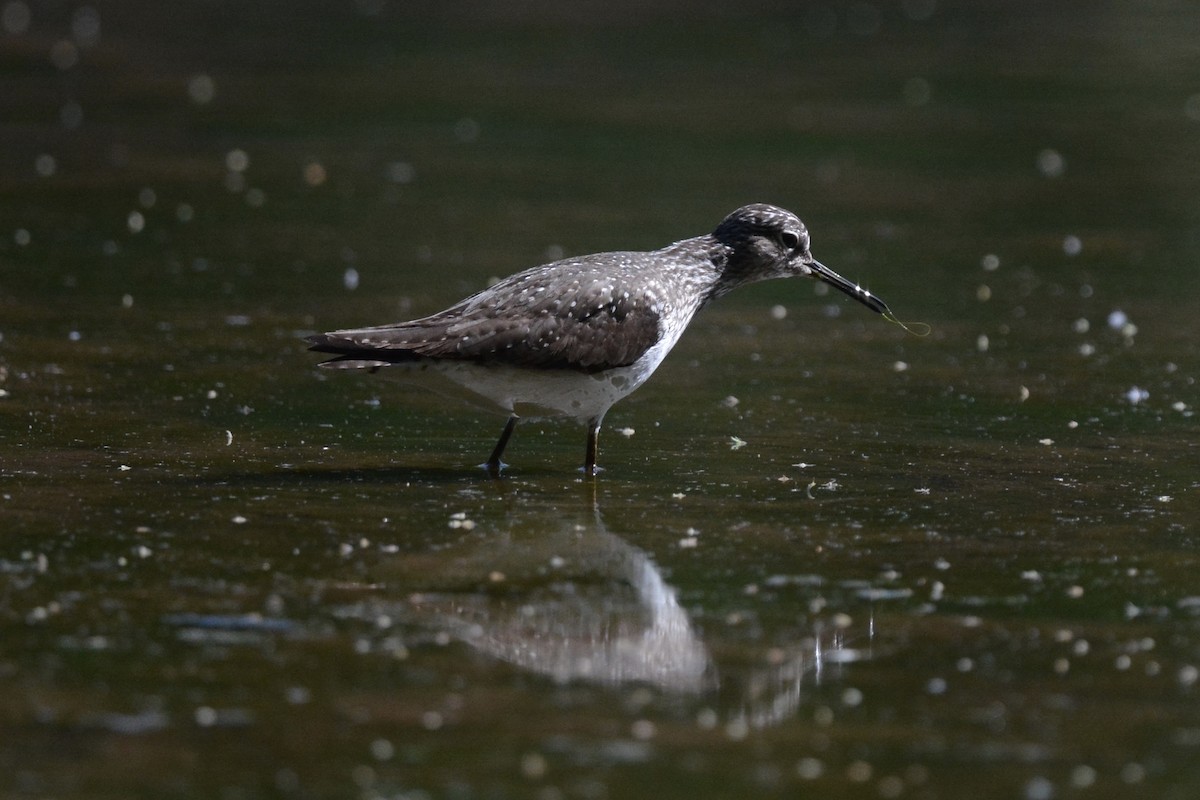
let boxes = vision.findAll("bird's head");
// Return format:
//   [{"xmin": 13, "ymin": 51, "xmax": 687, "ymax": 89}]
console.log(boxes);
[{"xmin": 712, "ymin": 203, "xmax": 888, "ymax": 314}]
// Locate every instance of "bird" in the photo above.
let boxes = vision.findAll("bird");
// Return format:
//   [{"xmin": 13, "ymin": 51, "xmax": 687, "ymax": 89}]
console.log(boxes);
[{"xmin": 306, "ymin": 203, "xmax": 891, "ymax": 475}]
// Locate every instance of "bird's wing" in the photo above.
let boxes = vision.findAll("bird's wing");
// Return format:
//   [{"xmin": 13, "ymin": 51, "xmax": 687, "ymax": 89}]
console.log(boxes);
[{"xmin": 307, "ymin": 255, "xmax": 665, "ymax": 373}]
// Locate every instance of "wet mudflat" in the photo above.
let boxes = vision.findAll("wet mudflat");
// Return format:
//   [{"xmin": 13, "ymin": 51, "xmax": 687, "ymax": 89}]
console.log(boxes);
[{"xmin": 2, "ymin": 2, "xmax": 1199, "ymax": 798}]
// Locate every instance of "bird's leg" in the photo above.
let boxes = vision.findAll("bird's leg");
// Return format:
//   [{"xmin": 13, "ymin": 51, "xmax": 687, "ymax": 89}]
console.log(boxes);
[
  {"xmin": 485, "ymin": 415, "xmax": 518, "ymax": 475},
  {"xmin": 583, "ymin": 418, "xmax": 602, "ymax": 476}
]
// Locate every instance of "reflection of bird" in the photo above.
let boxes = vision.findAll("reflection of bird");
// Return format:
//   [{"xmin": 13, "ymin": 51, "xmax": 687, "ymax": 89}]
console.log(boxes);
[{"xmin": 307, "ymin": 203, "xmax": 889, "ymax": 474}]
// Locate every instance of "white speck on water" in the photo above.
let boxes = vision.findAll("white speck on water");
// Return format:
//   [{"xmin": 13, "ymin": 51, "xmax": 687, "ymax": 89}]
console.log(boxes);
[
  {"xmin": 343, "ymin": 267, "xmax": 359, "ymax": 291},
  {"xmin": 1019, "ymin": 386, "xmax": 1030, "ymax": 402},
  {"xmin": 796, "ymin": 757, "xmax": 824, "ymax": 780},
  {"xmin": 721, "ymin": 395, "xmax": 739, "ymax": 409},
  {"xmin": 34, "ymin": 153, "xmax": 56, "ymax": 177},
  {"xmin": 1062, "ymin": 235, "xmax": 1082, "ymax": 256},
  {"xmin": 127, "ymin": 210, "xmax": 145, "ymax": 233},
  {"xmin": 976, "ymin": 284, "xmax": 991, "ymax": 302},
  {"xmin": 2, "ymin": 2, "xmax": 31, "ymax": 34},
  {"xmin": 1039, "ymin": 438, "xmax": 1054, "ymax": 445},
  {"xmin": 1070, "ymin": 765, "xmax": 1097, "ymax": 789},
  {"xmin": 447, "ymin": 512, "xmax": 476, "ymax": 531},
  {"xmin": 386, "ymin": 161, "xmax": 414, "ymax": 183},
  {"xmin": 1037, "ymin": 148, "xmax": 1065, "ymax": 178},
  {"xmin": 1107, "ymin": 309, "xmax": 1128, "ymax": 329},
  {"xmin": 1024, "ymin": 776, "xmax": 1055, "ymax": 800},
  {"xmin": 1179, "ymin": 665, "xmax": 1199, "ymax": 686},
  {"xmin": 729, "ymin": 436, "xmax": 747, "ymax": 450},
  {"xmin": 1120, "ymin": 763, "xmax": 1146, "ymax": 784},
  {"xmin": 188, "ymin": 73, "xmax": 215, "ymax": 104},
  {"xmin": 226, "ymin": 149, "xmax": 249, "ymax": 173},
  {"xmin": 981, "ymin": 253, "xmax": 1000, "ymax": 271},
  {"xmin": 453, "ymin": 117, "xmax": 481, "ymax": 143},
  {"xmin": 1072, "ymin": 318, "xmax": 1089, "ymax": 333},
  {"xmin": 976, "ymin": 334, "xmax": 989, "ymax": 352},
  {"xmin": 14, "ymin": 228, "xmax": 31, "ymax": 246},
  {"xmin": 892, "ymin": 360, "xmax": 908, "ymax": 372},
  {"xmin": 303, "ymin": 161, "xmax": 326, "ymax": 186},
  {"xmin": 770, "ymin": 304, "xmax": 787, "ymax": 320},
  {"xmin": 616, "ymin": 427, "xmax": 635, "ymax": 438},
  {"xmin": 1125, "ymin": 386, "xmax": 1149, "ymax": 405},
  {"xmin": 232, "ymin": 515, "xmax": 247, "ymax": 524},
  {"xmin": 519, "ymin": 751, "xmax": 547, "ymax": 779}
]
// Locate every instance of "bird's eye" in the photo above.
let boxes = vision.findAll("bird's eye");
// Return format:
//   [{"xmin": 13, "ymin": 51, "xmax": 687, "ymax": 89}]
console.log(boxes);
[{"xmin": 781, "ymin": 231, "xmax": 801, "ymax": 251}]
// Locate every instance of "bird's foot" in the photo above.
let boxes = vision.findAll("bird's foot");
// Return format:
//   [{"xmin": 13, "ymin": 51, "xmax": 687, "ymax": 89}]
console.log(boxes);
[{"xmin": 480, "ymin": 460, "xmax": 508, "ymax": 477}]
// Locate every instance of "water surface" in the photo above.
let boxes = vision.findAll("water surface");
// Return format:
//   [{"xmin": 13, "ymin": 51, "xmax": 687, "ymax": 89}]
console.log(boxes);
[{"xmin": 2, "ymin": 2, "xmax": 1199, "ymax": 798}]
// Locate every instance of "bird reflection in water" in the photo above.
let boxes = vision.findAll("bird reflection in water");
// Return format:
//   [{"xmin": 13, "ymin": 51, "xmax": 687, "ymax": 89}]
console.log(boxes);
[{"xmin": 362, "ymin": 509, "xmax": 871, "ymax": 727}]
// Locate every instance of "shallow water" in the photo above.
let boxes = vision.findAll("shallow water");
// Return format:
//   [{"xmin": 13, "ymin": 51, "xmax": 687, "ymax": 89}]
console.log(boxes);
[{"xmin": 3, "ymin": 2, "xmax": 1200, "ymax": 798}]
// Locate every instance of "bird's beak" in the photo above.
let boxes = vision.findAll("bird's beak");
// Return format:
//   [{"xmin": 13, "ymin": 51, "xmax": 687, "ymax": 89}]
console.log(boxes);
[{"xmin": 808, "ymin": 258, "xmax": 889, "ymax": 315}]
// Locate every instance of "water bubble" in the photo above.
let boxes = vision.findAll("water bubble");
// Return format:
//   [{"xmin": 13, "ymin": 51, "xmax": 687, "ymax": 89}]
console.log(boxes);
[
  {"xmin": 1024, "ymin": 776, "xmax": 1054, "ymax": 800},
  {"xmin": 226, "ymin": 149, "xmax": 250, "ymax": 173},
  {"xmin": 1124, "ymin": 386, "xmax": 1149, "ymax": 405},
  {"xmin": 386, "ymin": 161, "xmax": 414, "ymax": 183},
  {"xmin": 303, "ymin": 161, "xmax": 327, "ymax": 186},
  {"xmin": 71, "ymin": 6, "xmax": 101, "ymax": 47},
  {"xmin": 188, "ymin": 74, "xmax": 215, "ymax": 105},
  {"xmin": 1037, "ymin": 148, "xmax": 1065, "ymax": 178},
  {"xmin": 34, "ymin": 153, "xmax": 56, "ymax": 177},
  {"xmin": 453, "ymin": 117, "xmax": 481, "ymax": 143},
  {"xmin": 1, "ymin": 2, "xmax": 31, "ymax": 34}
]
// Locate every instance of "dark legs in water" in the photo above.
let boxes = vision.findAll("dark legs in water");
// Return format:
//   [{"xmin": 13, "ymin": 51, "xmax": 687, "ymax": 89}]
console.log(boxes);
[
  {"xmin": 485, "ymin": 415, "xmax": 518, "ymax": 475},
  {"xmin": 584, "ymin": 418, "xmax": 601, "ymax": 476},
  {"xmin": 484, "ymin": 415, "xmax": 602, "ymax": 476}
]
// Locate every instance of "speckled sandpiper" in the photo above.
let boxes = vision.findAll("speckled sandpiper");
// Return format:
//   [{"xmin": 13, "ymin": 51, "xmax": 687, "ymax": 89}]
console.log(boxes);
[{"xmin": 307, "ymin": 203, "xmax": 890, "ymax": 475}]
